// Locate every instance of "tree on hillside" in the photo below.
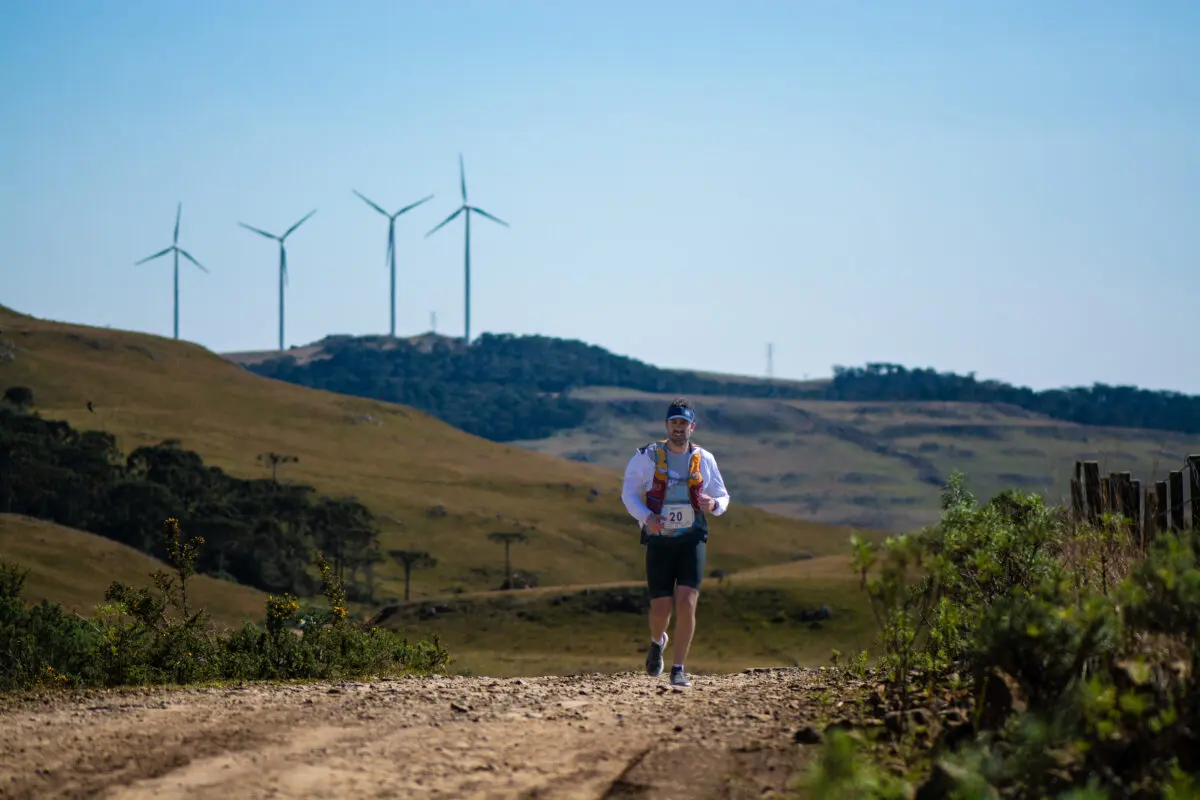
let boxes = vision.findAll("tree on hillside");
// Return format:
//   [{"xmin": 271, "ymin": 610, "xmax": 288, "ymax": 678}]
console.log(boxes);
[
  {"xmin": 828, "ymin": 362, "xmax": 1200, "ymax": 435},
  {"xmin": 257, "ymin": 451, "xmax": 299, "ymax": 484},
  {"xmin": 313, "ymin": 497, "xmax": 378, "ymax": 584},
  {"xmin": 0, "ymin": 407, "xmax": 379, "ymax": 598},
  {"xmin": 248, "ymin": 332, "xmax": 1200, "ymax": 441},
  {"xmin": 487, "ymin": 531, "xmax": 529, "ymax": 590},
  {"xmin": 241, "ymin": 334, "xmax": 819, "ymax": 442},
  {"xmin": 2, "ymin": 386, "xmax": 32, "ymax": 411},
  {"xmin": 388, "ymin": 549, "xmax": 437, "ymax": 601}
]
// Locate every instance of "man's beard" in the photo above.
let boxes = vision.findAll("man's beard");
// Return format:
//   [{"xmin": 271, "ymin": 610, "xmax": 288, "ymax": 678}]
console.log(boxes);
[{"xmin": 669, "ymin": 431, "xmax": 689, "ymax": 445}]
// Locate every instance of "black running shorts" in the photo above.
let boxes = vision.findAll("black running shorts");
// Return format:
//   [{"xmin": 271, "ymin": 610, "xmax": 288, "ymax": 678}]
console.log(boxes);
[{"xmin": 645, "ymin": 537, "xmax": 707, "ymax": 599}]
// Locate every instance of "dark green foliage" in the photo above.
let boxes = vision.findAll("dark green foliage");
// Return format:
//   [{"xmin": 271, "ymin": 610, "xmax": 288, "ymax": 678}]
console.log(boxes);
[
  {"xmin": 244, "ymin": 334, "xmax": 815, "ymax": 442},
  {"xmin": 811, "ymin": 472, "xmax": 1200, "ymax": 799},
  {"xmin": 0, "ymin": 406, "xmax": 379, "ymax": 597},
  {"xmin": 0, "ymin": 563, "xmax": 103, "ymax": 691},
  {"xmin": 829, "ymin": 363, "xmax": 1200, "ymax": 436},
  {"xmin": 2, "ymin": 386, "xmax": 33, "ymax": 410},
  {"xmin": 0, "ymin": 519, "xmax": 450, "ymax": 693},
  {"xmin": 246, "ymin": 340, "xmax": 1200, "ymax": 444}
]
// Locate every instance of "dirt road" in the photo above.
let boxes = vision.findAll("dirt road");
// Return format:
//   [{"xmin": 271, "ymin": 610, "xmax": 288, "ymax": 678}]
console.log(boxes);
[{"xmin": 0, "ymin": 668, "xmax": 835, "ymax": 800}]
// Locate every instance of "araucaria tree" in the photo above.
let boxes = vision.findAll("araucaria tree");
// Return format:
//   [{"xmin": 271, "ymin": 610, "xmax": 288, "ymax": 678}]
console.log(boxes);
[
  {"xmin": 256, "ymin": 451, "xmax": 299, "ymax": 483},
  {"xmin": 487, "ymin": 531, "xmax": 528, "ymax": 590},
  {"xmin": 388, "ymin": 549, "xmax": 437, "ymax": 602}
]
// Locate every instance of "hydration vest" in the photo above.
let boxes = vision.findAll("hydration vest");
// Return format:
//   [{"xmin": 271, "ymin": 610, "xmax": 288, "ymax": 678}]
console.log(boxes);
[{"xmin": 644, "ymin": 441, "xmax": 705, "ymax": 514}]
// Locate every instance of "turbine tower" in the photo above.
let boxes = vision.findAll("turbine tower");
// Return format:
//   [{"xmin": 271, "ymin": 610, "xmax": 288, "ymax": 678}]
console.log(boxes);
[
  {"xmin": 135, "ymin": 202, "xmax": 208, "ymax": 340},
  {"xmin": 425, "ymin": 154, "xmax": 509, "ymax": 345},
  {"xmin": 238, "ymin": 210, "xmax": 316, "ymax": 351},
  {"xmin": 352, "ymin": 189, "xmax": 433, "ymax": 337}
]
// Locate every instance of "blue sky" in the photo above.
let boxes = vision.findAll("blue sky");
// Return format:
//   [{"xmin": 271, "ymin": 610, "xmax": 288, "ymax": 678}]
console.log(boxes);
[{"xmin": 2, "ymin": 0, "xmax": 1198, "ymax": 393}]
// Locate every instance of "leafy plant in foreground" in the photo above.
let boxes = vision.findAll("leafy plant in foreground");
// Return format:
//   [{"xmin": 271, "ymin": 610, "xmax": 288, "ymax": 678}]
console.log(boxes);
[{"xmin": 812, "ymin": 471, "xmax": 1200, "ymax": 799}]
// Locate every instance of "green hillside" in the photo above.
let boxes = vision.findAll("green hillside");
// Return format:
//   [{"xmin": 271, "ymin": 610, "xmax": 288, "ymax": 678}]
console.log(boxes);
[
  {"xmin": 0, "ymin": 304, "xmax": 860, "ymax": 608},
  {"xmin": 372, "ymin": 554, "xmax": 873, "ymax": 678},
  {"xmin": 228, "ymin": 334, "xmax": 1200, "ymax": 532},
  {"xmin": 514, "ymin": 388, "xmax": 1200, "ymax": 531},
  {"xmin": 0, "ymin": 514, "xmax": 267, "ymax": 630}
]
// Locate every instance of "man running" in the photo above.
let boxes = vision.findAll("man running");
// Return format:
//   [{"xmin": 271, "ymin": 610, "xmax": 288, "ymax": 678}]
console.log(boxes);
[{"xmin": 620, "ymin": 397, "xmax": 731, "ymax": 687}]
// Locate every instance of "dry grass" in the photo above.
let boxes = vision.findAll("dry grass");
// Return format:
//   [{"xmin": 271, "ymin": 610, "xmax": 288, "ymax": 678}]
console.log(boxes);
[
  {"xmin": 0, "ymin": 305, "xmax": 866, "ymax": 603},
  {"xmin": 0, "ymin": 306, "xmax": 902, "ymax": 677},
  {"xmin": 518, "ymin": 388, "xmax": 1200, "ymax": 533},
  {"xmin": 0, "ymin": 513, "xmax": 267, "ymax": 630},
  {"xmin": 379, "ymin": 554, "xmax": 876, "ymax": 678}
]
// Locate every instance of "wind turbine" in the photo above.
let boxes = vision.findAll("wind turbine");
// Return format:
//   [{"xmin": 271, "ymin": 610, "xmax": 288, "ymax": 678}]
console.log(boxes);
[
  {"xmin": 352, "ymin": 189, "xmax": 434, "ymax": 337},
  {"xmin": 135, "ymin": 202, "xmax": 208, "ymax": 340},
  {"xmin": 425, "ymin": 154, "xmax": 509, "ymax": 345},
  {"xmin": 238, "ymin": 209, "xmax": 316, "ymax": 351}
]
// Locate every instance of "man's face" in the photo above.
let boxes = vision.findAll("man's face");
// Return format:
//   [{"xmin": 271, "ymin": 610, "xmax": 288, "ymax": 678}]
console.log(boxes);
[{"xmin": 666, "ymin": 417, "xmax": 694, "ymax": 445}]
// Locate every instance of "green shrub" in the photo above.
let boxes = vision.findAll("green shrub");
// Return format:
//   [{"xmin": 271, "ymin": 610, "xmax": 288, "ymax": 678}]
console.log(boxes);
[
  {"xmin": 812, "ymin": 471, "xmax": 1200, "ymax": 799},
  {"xmin": 0, "ymin": 562, "xmax": 103, "ymax": 691},
  {"xmin": 0, "ymin": 518, "xmax": 450, "ymax": 693}
]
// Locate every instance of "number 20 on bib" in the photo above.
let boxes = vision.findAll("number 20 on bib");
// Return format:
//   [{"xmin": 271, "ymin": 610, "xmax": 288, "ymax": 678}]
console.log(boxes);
[{"xmin": 662, "ymin": 504, "xmax": 695, "ymax": 531}]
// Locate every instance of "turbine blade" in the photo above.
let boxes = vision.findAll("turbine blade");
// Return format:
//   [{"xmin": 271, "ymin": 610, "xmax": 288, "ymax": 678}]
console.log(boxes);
[
  {"xmin": 395, "ymin": 194, "xmax": 434, "ymax": 217},
  {"xmin": 459, "ymin": 153, "xmax": 467, "ymax": 203},
  {"xmin": 470, "ymin": 206, "xmax": 510, "ymax": 228},
  {"xmin": 353, "ymin": 190, "xmax": 389, "ymax": 217},
  {"xmin": 425, "ymin": 206, "xmax": 464, "ymax": 238},
  {"xmin": 283, "ymin": 208, "xmax": 317, "ymax": 239},
  {"xmin": 135, "ymin": 246, "xmax": 173, "ymax": 264},
  {"xmin": 178, "ymin": 248, "xmax": 209, "ymax": 273},
  {"xmin": 173, "ymin": 202, "xmax": 182, "ymax": 244},
  {"xmin": 239, "ymin": 222, "xmax": 278, "ymax": 240},
  {"xmin": 281, "ymin": 246, "xmax": 288, "ymax": 287}
]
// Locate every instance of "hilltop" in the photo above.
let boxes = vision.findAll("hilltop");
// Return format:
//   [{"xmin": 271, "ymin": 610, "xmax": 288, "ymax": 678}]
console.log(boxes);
[
  {"xmin": 227, "ymin": 333, "xmax": 1200, "ymax": 531},
  {"xmin": 0, "ymin": 305, "xmax": 856, "ymax": 608}
]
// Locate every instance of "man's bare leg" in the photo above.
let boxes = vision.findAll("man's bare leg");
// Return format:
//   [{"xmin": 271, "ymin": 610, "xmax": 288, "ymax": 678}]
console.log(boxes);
[
  {"xmin": 671, "ymin": 586, "xmax": 700, "ymax": 666},
  {"xmin": 649, "ymin": 596, "xmax": 673, "ymax": 645}
]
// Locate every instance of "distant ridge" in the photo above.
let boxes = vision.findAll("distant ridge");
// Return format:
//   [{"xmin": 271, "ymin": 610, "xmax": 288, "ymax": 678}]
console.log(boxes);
[{"xmin": 223, "ymin": 331, "xmax": 466, "ymax": 367}]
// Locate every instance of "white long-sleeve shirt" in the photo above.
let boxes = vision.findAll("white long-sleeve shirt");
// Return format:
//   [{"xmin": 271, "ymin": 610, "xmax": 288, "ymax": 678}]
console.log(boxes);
[{"xmin": 620, "ymin": 442, "xmax": 731, "ymax": 528}]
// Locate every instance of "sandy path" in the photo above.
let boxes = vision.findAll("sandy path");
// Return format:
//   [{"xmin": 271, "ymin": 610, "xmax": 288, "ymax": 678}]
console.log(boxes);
[{"xmin": 0, "ymin": 668, "xmax": 827, "ymax": 800}]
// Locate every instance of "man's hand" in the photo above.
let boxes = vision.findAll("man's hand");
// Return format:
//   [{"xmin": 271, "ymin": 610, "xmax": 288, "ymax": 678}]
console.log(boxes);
[
  {"xmin": 699, "ymin": 494, "xmax": 718, "ymax": 513},
  {"xmin": 645, "ymin": 513, "xmax": 665, "ymax": 534}
]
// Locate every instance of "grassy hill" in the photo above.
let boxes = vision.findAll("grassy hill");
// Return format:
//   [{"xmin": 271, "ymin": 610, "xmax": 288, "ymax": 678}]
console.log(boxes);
[
  {"xmin": 226, "ymin": 333, "xmax": 1200, "ymax": 533},
  {"xmin": 372, "ymin": 553, "xmax": 874, "ymax": 677},
  {"xmin": 0, "ymin": 305, "xmax": 862, "ymax": 609},
  {"xmin": 15, "ymin": 305, "xmax": 1190, "ymax": 678},
  {"xmin": 0, "ymin": 514, "xmax": 267, "ymax": 630},
  {"xmin": 514, "ymin": 387, "xmax": 1200, "ymax": 531}
]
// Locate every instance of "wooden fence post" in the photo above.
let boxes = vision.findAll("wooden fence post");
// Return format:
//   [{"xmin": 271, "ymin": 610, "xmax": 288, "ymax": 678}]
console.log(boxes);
[
  {"xmin": 1188, "ymin": 455, "xmax": 1200, "ymax": 532},
  {"xmin": 1115, "ymin": 472, "xmax": 1132, "ymax": 520},
  {"xmin": 1144, "ymin": 485, "xmax": 1158, "ymax": 549},
  {"xmin": 1107, "ymin": 472, "xmax": 1134, "ymax": 536},
  {"xmin": 1083, "ymin": 461, "xmax": 1101, "ymax": 524},
  {"xmin": 1070, "ymin": 461, "xmax": 1084, "ymax": 522},
  {"xmin": 1169, "ymin": 470, "xmax": 1185, "ymax": 532},
  {"xmin": 1155, "ymin": 481, "xmax": 1169, "ymax": 532},
  {"xmin": 1131, "ymin": 478, "xmax": 1142, "ymax": 544}
]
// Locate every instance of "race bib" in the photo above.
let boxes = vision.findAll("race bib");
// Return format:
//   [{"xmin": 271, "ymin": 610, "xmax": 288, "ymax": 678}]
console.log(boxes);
[{"xmin": 661, "ymin": 504, "xmax": 695, "ymax": 533}]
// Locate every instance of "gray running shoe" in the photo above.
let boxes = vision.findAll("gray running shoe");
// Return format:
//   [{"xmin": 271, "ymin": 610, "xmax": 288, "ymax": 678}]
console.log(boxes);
[
  {"xmin": 670, "ymin": 666, "xmax": 691, "ymax": 687},
  {"xmin": 645, "ymin": 632, "xmax": 669, "ymax": 677}
]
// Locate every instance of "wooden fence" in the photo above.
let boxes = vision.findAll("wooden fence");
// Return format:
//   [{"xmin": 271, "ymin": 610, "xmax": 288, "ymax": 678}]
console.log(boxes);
[{"xmin": 1069, "ymin": 455, "xmax": 1200, "ymax": 547}]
